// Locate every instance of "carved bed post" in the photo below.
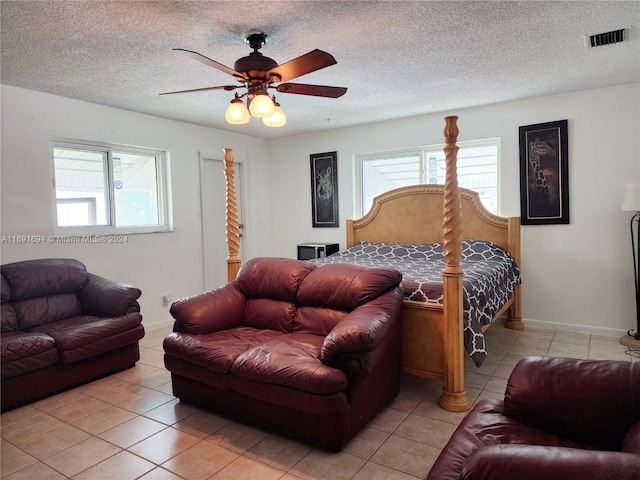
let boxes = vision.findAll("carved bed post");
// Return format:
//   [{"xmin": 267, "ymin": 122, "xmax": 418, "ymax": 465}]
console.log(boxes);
[
  {"xmin": 223, "ymin": 148, "xmax": 242, "ymax": 282},
  {"xmin": 439, "ymin": 116, "xmax": 470, "ymax": 412}
]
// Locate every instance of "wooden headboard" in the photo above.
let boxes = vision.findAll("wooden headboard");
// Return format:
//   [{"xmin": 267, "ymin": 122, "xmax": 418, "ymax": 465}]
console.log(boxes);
[{"xmin": 346, "ymin": 185, "xmax": 521, "ymax": 267}]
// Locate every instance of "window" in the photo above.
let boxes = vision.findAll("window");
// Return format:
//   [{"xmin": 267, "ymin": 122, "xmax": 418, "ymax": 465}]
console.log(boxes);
[
  {"xmin": 355, "ymin": 139, "xmax": 499, "ymax": 216},
  {"xmin": 52, "ymin": 141, "xmax": 172, "ymax": 233}
]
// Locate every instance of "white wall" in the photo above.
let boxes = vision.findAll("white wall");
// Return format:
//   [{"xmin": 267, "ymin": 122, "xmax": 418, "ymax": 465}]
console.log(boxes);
[
  {"xmin": 3, "ymin": 83, "xmax": 638, "ymax": 335},
  {"xmin": 1, "ymin": 85, "xmax": 273, "ymax": 329},
  {"xmin": 267, "ymin": 83, "xmax": 640, "ymax": 336}
]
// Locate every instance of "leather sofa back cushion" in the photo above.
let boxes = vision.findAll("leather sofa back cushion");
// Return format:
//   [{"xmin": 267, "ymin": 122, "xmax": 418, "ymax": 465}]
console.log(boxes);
[
  {"xmin": 1, "ymin": 275, "xmax": 10, "ymax": 303},
  {"xmin": 14, "ymin": 293, "xmax": 82, "ymax": 330},
  {"xmin": 236, "ymin": 258, "xmax": 316, "ymax": 303},
  {"xmin": 1, "ymin": 303, "xmax": 18, "ymax": 332},
  {"xmin": 244, "ymin": 298, "xmax": 296, "ymax": 332},
  {"xmin": 1, "ymin": 258, "xmax": 87, "ymax": 301},
  {"xmin": 505, "ymin": 357, "xmax": 640, "ymax": 451},
  {"xmin": 297, "ymin": 263, "xmax": 402, "ymax": 311}
]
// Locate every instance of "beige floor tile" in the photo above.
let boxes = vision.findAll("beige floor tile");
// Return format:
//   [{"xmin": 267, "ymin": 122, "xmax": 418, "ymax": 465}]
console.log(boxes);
[
  {"xmin": 369, "ymin": 434, "xmax": 440, "ymax": 478},
  {"xmin": 0, "ymin": 406, "xmax": 41, "ymax": 429},
  {"xmin": 112, "ymin": 364, "xmax": 160, "ymax": 382},
  {"xmin": 18, "ymin": 424, "xmax": 91, "ymax": 460},
  {"xmin": 135, "ymin": 369, "xmax": 173, "ymax": 390},
  {"xmin": 394, "ymin": 414, "xmax": 457, "ymax": 449},
  {"xmin": 288, "ymin": 449, "xmax": 365, "ymax": 480},
  {"xmin": 246, "ymin": 434, "xmax": 312, "ymax": 471},
  {"xmin": 1, "ymin": 413, "xmax": 66, "ymax": 445},
  {"xmin": 116, "ymin": 388, "xmax": 175, "ymax": 414},
  {"xmin": 0, "ymin": 445, "xmax": 38, "ymax": 477},
  {"xmin": 209, "ymin": 455, "xmax": 285, "ymax": 480},
  {"xmin": 2, "ymin": 459, "xmax": 67, "ymax": 480},
  {"xmin": 42, "ymin": 437, "xmax": 120, "ymax": 477},
  {"xmin": 31, "ymin": 390, "xmax": 88, "ymax": 413},
  {"xmin": 205, "ymin": 421, "xmax": 270, "ymax": 453},
  {"xmin": 98, "ymin": 416, "xmax": 167, "ymax": 448},
  {"xmin": 143, "ymin": 398, "xmax": 198, "ymax": 425},
  {"xmin": 342, "ymin": 426, "xmax": 390, "ymax": 459},
  {"xmin": 137, "ymin": 467, "xmax": 185, "ymax": 480},
  {"xmin": 46, "ymin": 395, "xmax": 111, "ymax": 423},
  {"xmin": 491, "ymin": 363, "xmax": 516, "ymax": 379},
  {"xmin": 73, "ymin": 450, "xmax": 156, "ymax": 480},
  {"xmin": 73, "ymin": 375, "xmax": 128, "ymax": 396},
  {"xmin": 173, "ymin": 410, "xmax": 231, "ymax": 439},
  {"xmin": 92, "ymin": 382, "xmax": 151, "ymax": 405},
  {"xmin": 161, "ymin": 441, "xmax": 239, "ymax": 480},
  {"xmin": 71, "ymin": 405, "xmax": 138, "ymax": 435},
  {"xmin": 128, "ymin": 426, "xmax": 202, "ymax": 464},
  {"xmin": 553, "ymin": 331, "xmax": 590, "ymax": 346},
  {"xmin": 351, "ymin": 461, "xmax": 422, "ymax": 480},
  {"xmin": 411, "ymin": 396, "xmax": 466, "ymax": 426},
  {"xmin": 367, "ymin": 407, "xmax": 409, "ymax": 434},
  {"xmin": 388, "ymin": 387, "xmax": 426, "ymax": 413},
  {"xmin": 483, "ymin": 376, "xmax": 509, "ymax": 395},
  {"xmin": 548, "ymin": 341, "xmax": 589, "ymax": 356}
]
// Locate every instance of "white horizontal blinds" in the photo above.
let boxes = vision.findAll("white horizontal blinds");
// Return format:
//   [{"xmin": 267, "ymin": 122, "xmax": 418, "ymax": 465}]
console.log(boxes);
[{"xmin": 360, "ymin": 140, "xmax": 499, "ymax": 215}]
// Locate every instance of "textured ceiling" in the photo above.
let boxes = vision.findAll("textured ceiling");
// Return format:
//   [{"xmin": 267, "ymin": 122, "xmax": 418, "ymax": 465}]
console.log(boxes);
[{"xmin": 1, "ymin": 1, "xmax": 639, "ymax": 139}]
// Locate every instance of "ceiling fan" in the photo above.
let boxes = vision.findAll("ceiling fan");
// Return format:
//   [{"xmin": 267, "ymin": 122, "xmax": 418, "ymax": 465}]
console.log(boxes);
[{"xmin": 160, "ymin": 33, "xmax": 348, "ymax": 127}]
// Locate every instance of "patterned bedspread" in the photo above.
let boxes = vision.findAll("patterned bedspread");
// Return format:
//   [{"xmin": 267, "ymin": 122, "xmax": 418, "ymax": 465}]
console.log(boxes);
[{"xmin": 309, "ymin": 240, "xmax": 521, "ymax": 366}]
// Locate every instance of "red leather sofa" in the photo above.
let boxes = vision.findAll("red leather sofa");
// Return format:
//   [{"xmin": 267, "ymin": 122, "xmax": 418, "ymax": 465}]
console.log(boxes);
[
  {"xmin": 1, "ymin": 258, "xmax": 145, "ymax": 410},
  {"xmin": 163, "ymin": 257, "xmax": 404, "ymax": 450},
  {"xmin": 427, "ymin": 356, "xmax": 640, "ymax": 480}
]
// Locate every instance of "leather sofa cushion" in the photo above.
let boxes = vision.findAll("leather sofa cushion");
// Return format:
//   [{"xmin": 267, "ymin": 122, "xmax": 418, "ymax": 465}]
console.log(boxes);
[
  {"xmin": 163, "ymin": 327, "xmax": 284, "ymax": 374},
  {"xmin": 1, "ymin": 331, "xmax": 58, "ymax": 379},
  {"xmin": 294, "ymin": 305, "xmax": 348, "ymax": 336},
  {"xmin": 244, "ymin": 298, "xmax": 296, "ymax": 332},
  {"xmin": 1, "ymin": 275, "xmax": 10, "ymax": 302},
  {"xmin": 231, "ymin": 333, "xmax": 348, "ymax": 395},
  {"xmin": 1, "ymin": 303, "xmax": 18, "ymax": 332},
  {"xmin": 14, "ymin": 293, "xmax": 82, "ymax": 330},
  {"xmin": 235, "ymin": 257, "xmax": 316, "ymax": 303},
  {"xmin": 623, "ymin": 423, "xmax": 640, "ymax": 454},
  {"xmin": 1, "ymin": 258, "xmax": 87, "ymax": 301},
  {"xmin": 428, "ymin": 398, "xmax": 596, "ymax": 480},
  {"xmin": 504, "ymin": 357, "xmax": 640, "ymax": 451},
  {"xmin": 29, "ymin": 313, "xmax": 142, "ymax": 352},
  {"xmin": 297, "ymin": 263, "xmax": 403, "ymax": 311}
]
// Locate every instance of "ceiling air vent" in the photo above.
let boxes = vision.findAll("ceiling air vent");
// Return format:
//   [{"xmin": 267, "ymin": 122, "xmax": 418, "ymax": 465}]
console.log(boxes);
[{"xmin": 584, "ymin": 28, "xmax": 627, "ymax": 48}]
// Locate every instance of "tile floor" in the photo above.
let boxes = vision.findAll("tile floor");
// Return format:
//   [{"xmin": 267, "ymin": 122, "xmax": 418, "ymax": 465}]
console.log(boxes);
[{"xmin": 2, "ymin": 322, "xmax": 637, "ymax": 480}]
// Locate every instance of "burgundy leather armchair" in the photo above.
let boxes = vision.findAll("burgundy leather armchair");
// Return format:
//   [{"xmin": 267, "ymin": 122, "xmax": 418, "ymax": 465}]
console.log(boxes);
[
  {"xmin": 427, "ymin": 356, "xmax": 640, "ymax": 480},
  {"xmin": 1, "ymin": 258, "xmax": 144, "ymax": 409},
  {"xmin": 163, "ymin": 257, "xmax": 404, "ymax": 450}
]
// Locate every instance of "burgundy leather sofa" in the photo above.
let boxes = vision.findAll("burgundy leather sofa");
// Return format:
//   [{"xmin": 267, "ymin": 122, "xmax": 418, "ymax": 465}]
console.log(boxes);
[
  {"xmin": 163, "ymin": 257, "xmax": 404, "ymax": 450},
  {"xmin": 427, "ymin": 356, "xmax": 640, "ymax": 480},
  {"xmin": 1, "ymin": 258, "xmax": 145, "ymax": 410}
]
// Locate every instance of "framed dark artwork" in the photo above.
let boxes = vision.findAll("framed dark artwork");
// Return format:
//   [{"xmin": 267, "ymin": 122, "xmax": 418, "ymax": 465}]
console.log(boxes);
[
  {"xmin": 310, "ymin": 151, "xmax": 339, "ymax": 227},
  {"xmin": 519, "ymin": 119, "xmax": 569, "ymax": 225}
]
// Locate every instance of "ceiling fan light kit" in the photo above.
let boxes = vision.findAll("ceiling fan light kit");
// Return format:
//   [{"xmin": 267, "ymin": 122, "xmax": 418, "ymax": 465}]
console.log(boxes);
[{"xmin": 161, "ymin": 32, "xmax": 346, "ymax": 128}]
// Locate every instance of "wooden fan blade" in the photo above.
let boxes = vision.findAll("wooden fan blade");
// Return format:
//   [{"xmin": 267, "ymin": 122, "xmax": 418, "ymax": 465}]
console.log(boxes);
[
  {"xmin": 267, "ymin": 50, "xmax": 337, "ymax": 82},
  {"xmin": 159, "ymin": 85, "xmax": 239, "ymax": 95},
  {"xmin": 173, "ymin": 48, "xmax": 248, "ymax": 81},
  {"xmin": 275, "ymin": 83, "xmax": 347, "ymax": 98}
]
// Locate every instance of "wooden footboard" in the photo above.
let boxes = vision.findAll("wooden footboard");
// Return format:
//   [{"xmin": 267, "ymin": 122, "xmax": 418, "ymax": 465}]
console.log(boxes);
[{"xmin": 346, "ymin": 116, "xmax": 522, "ymax": 411}]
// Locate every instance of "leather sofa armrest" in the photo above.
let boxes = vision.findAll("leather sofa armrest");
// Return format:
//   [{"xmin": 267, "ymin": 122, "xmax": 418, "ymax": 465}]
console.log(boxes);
[
  {"xmin": 460, "ymin": 445, "xmax": 640, "ymax": 480},
  {"xmin": 170, "ymin": 283, "xmax": 247, "ymax": 334},
  {"xmin": 320, "ymin": 286, "xmax": 402, "ymax": 365},
  {"xmin": 504, "ymin": 357, "xmax": 640, "ymax": 450},
  {"xmin": 77, "ymin": 273, "xmax": 141, "ymax": 317}
]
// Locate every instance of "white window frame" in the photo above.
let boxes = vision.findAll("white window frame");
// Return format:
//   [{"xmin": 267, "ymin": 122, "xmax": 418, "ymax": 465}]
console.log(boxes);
[
  {"xmin": 353, "ymin": 138, "xmax": 501, "ymax": 218},
  {"xmin": 51, "ymin": 139, "xmax": 173, "ymax": 235}
]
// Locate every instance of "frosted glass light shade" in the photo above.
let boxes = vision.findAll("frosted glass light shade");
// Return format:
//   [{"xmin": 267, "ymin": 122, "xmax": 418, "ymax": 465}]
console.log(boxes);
[
  {"xmin": 249, "ymin": 94, "xmax": 275, "ymax": 118},
  {"xmin": 263, "ymin": 105, "xmax": 287, "ymax": 127},
  {"xmin": 225, "ymin": 100, "xmax": 250, "ymax": 124},
  {"xmin": 622, "ymin": 183, "xmax": 640, "ymax": 212}
]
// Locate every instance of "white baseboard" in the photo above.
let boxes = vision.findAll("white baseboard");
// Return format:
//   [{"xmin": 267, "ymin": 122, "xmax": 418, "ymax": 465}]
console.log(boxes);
[
  {"xmin": 522, "ymin": 318, "xmax": 628, "ymax": 338},
  {"xmin": 142, "ymin": 318, "xmax": 174, "ymax": 333}
]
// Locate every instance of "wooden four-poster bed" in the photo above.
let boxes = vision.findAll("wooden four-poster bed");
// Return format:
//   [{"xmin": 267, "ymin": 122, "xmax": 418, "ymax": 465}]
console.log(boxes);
[{"xmin": 223, "ymin": 116, "xmax": 523, "ymax": 412}]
